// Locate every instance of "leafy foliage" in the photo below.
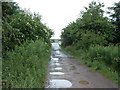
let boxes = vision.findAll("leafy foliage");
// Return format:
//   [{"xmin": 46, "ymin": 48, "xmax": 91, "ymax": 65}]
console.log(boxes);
[
  {"xmin": 61, "ymin": 1, "xmax": 116, "ymax": 48},
  {"xmin": 108, "ymin": 1, "xmax": 120, "ymax": 44},
  {"xmin": 2, "ymin": 2, "xmax": 53, "ymax": 56},
  {"xmin": 74, "ymin": 31, "xmax": 107, "ymax": 49},
  {"xmin": 2, "ymin": 2, "xmax": 20, "ymax": 18}
]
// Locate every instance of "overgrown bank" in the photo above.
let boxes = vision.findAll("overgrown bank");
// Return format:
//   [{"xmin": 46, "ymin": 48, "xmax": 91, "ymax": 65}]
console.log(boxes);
[
  {"xmin": 2, "ymin": 40, "xmax": 51, "ymax": 88},
  {"xmin": 63, "ymin": 45, "xmax": 119, "ymax": 85}
]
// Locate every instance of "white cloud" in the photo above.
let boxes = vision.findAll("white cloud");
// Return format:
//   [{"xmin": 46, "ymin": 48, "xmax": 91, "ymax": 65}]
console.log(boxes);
[{"xmin": 14, "ymin": 0, "xmax": 119, "ymax": 39}]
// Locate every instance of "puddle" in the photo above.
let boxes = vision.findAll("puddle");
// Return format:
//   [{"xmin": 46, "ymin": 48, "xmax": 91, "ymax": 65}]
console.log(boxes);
[
  {"xmin": 52, "ymin": 58, "xmax": 59, "ymax": 61},
  {"xmin": 54, "ymin": 67, "xmax": 62, "ymax": 70},
  {"xmin": 55, "ymin": 63, "xmax": 60, "ymax": 66},
  {"xmin": 55, "ymin": 55, "xmax": 62, "ymax": 57},
  {"xmin": 54, "ymin": 60, "xmax": 59, "ymax": 63},
  {"xmin": 49, "ymin": 79, "xmax": 72, "ymax": 88},
  {"xmin": 50, "ymin": 62, "xmax": 61, "ymax": 67},
  {"xmin": 50, "ymin": 72, "xmax": 65, "ymax": 75},
  {"xmin": 50, "ymin": 60, "xmax": 59, "ymax": 63},
  {"xmin": 56, "ymin": 51, "xmax": 60, "ymax": 55},
  {"xmin": 50, "ymin": 63, "xmax": 55, "ymax": 66},
  {"xmin": 69, "ymin": 66, "xmax": 77, "ymax": 70},
  {"xmin": 79, "ymin": 80, "xmax": 89, "ymax": 85}
]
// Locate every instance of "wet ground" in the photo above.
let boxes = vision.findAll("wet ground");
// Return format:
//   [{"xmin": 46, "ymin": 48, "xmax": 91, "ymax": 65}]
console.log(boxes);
[{"xmin": 45, "ymin": 43, "xmax": 118, "ymax": 88}]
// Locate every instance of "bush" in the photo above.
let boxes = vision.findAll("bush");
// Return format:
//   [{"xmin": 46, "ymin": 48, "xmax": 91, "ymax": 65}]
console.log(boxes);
[
  {"xmin": 75, "ymin": 31, "xmax": 107, "ymax": 50},
  {"xmin": 2, "ymin": 12, "xmax": 53, "ymax": 56}
]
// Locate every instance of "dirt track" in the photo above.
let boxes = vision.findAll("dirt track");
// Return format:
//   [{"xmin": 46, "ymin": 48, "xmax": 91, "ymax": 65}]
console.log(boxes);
[{"xmin": 45, "ymin": 43, "xmax": 118, "ymax": 88}]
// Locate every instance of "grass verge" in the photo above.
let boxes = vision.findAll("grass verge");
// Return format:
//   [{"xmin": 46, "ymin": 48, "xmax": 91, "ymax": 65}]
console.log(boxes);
[
  {"xmin": 2, "ymin": 40, "xmax": 51, "ymax": 88},
  {"xmin": 62, "ymin": 45, "xmax": 119, "ymax": 85}
]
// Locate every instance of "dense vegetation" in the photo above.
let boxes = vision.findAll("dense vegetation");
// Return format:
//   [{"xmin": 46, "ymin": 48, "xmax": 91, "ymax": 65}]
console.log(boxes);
[
  {"xmin": 2, "ymin": 40, "xmax": 50, "ymax": 88},
  {"xmin": 2, "ymin": 2, "xmax": 53, "ymax": 88},
  {"xmin": 2, "ymin": 2, "xmax": 53, "ymax": 56},
  {"xmin": 61, "ymin": 1, "xmax": 120, "ymax": 85}
]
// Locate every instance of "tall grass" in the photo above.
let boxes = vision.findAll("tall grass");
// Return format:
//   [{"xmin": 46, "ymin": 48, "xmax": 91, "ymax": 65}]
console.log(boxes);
[
  {"xmin": 88, "ymin": 45, "xmax": 119, "ymax": 71},
  {"xmin": 2, "ymin": 40, "xmax": 51, "ymax": 88},
  {"xmin": 63, "ymin": 45, "xmax": 119, "ymax": 85}
]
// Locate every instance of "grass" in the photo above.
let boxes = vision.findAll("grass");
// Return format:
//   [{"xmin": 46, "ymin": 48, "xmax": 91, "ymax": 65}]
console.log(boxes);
[
  {"xmin": 63, "ymin": 45, "xmax": 120, "ymax": 85},
  {"xmin": 2, "ymin": 40, "xmax": 51, "ymax": 88}
]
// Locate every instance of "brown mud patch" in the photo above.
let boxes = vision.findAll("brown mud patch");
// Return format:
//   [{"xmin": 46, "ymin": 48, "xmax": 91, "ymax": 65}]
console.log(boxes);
[{"xmin": 79, "ymin": 80, "xmax": 89, "ymax": 85}]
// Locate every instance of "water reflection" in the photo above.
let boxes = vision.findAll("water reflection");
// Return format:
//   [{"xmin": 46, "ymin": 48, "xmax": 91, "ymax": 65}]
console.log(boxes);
[
  {"xmin": 56, "ymin": 50, "xmax": 60, "ymax": 55},
  {"xmin": 47, "ymin": 43, "xmax": 72, "ymax": 88},
  {"xmin": 50, "ymin": 72, "xmax": 65, "ymax": 75},
  {"xmin": 54, "ymin": 67, "xmax": 62, "ymax": 70},
  {"xmin": 51, "ymin": 58, "xmax": 59, "ymax": 61},
  {"xmin": 49, "ymin": 79, "xmax": 72, "ymax": 88}
]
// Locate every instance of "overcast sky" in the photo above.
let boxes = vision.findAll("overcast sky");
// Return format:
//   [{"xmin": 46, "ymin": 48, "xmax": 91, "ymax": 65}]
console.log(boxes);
[{"xmin": 14, "ymin": 0, "xmax": 119, "ymax": 39}]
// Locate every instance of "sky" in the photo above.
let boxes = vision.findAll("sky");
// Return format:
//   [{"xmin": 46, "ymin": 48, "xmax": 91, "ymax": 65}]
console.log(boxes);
[{"xmin": 14, "ymin": 0, "xmax": 119, "ymax": 39}]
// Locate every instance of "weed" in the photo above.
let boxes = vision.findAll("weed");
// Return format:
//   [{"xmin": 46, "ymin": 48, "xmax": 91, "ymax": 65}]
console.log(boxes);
[{"xmin": 2, "ymin": 40, "xmax": 51, "ymax": 88}]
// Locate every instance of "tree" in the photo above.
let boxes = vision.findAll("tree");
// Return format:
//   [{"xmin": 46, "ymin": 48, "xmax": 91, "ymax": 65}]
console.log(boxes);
[
  {"xmin": 108, "ymin": 1, "xmax": 120, "ymax": 44},
  {"xmin": 61, "ymin": 1, "xmax": 116, "ymax": 49},
  {"xmin": 2, "ymin": 2, "xmax": 53, "ymax": 56},
  {"xmin": 76, "ymin": 1, "xmax": 115, "ymax": 44},
  {"xmin": 2, "ymin": 2, "xmax": 20, "ymax": 18}
]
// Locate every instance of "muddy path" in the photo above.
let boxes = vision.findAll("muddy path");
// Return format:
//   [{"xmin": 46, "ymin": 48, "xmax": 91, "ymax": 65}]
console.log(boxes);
[{"xmin": 45, "ymin": 43, "xmax": 118, "ymax": 88}]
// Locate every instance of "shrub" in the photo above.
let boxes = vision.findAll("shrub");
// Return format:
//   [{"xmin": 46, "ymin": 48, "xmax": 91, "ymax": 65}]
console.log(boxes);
[{"xmin": 75, "ymin": 31, "xmax": 107, "ymax": 50}]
